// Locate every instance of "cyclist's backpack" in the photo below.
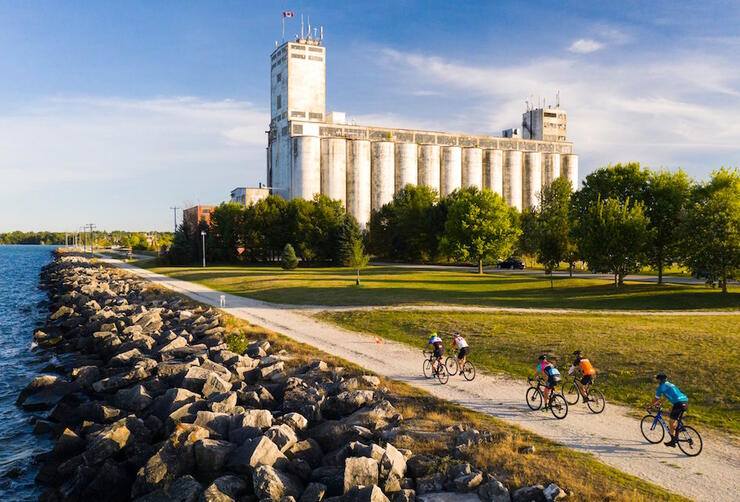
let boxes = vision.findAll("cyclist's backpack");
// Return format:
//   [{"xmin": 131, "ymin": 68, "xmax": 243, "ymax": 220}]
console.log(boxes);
[{"xmin": 548, "ymin": 366, "xmax": 561, "ymax": 377}]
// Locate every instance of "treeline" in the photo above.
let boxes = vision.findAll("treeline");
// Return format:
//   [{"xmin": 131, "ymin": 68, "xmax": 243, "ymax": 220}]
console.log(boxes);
[
  {"xmin": 166, "ymin": 195, "xmax": 362, "ymax": 266},
  {"xmin": 166, "ymin": 163, "xmax": 739, "ymax": 293},
  {"xmin": 369, "ymin": 164, "xmax": 740, "ymax": 292},
  {"xmin": 0, "ymin": 231, "xmax": 173, "ymax": 251}
]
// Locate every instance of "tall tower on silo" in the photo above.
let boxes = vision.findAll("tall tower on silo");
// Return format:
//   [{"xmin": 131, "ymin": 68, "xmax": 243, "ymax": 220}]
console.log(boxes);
[{"xmin": 267, "ymin": 28, "xmax": 327, "ymax": 199}]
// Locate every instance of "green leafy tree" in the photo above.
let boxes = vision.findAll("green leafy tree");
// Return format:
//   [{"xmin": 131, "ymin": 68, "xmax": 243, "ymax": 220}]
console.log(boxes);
[
  {"xmin": 243, "ymin": 195, "xmax": 289, "ymax": 261},
  {"xmin": 441, "ymin": 187, "xmax": 520, "ymax": 274},
  {"xmin": 576, "ymin": 196, "xmax": 651, "ymax": 287},
  {"xmin": 644, "ymin": 169, "xmax": 692, "ymax": 284},
  {"xmin": 281, "ymin": 243, "xmax": 299, "ymax": 270},
  {"xmin": 167, "ymin": 224, "xmax": 193, "ymax": 265},
  {"xmin": 347, "ymin": 237, "xmax": 370, "ymax": 285},
  {"xmin": 571, "ymin": 162, "xmax": 650, "ymax": 217},
  {"xmin": 516, "ymin": 209, "xmax": 538, "ymax": 267},
  {"xmin": 208, "ymin": 202, "xmax": 244, "ymax": 262},
  {"xmin": 681, "ymin": 168, "xmax": 740, "ymax": 293},
  {"xmin": 536, "ymin": 177, "xmax": 575, "ymax": 286}
]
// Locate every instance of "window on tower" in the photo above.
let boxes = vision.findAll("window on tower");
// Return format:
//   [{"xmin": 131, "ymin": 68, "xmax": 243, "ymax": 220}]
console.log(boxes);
[{"xmin": 276, "ymin": 95, "xmax": 282, "ymax": 109}]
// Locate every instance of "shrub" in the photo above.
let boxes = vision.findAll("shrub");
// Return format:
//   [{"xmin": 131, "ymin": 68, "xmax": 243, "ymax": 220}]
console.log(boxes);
[{"xmin": 281, "ymin": 243, "xmax": 299, "ymax": 270}]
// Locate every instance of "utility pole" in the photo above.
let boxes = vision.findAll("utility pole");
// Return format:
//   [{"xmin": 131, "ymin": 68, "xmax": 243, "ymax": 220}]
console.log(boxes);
[
  {"xmin": 87, "ymin": 224, "xmax": 96, "ymax": 257},
  {"xmin": 82, "ymin": 226, "xmax": 87, "ymax": 252},
  {"xmin": 169, "ymin": 207, "xmax": 179, "ymax": 233},
  {"xmin": 201, "ymin": 230, "xmax": 207, "ymax": 268}
]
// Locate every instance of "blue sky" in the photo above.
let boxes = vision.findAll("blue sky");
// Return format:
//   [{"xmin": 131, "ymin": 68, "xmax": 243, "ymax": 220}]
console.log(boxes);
[{"xmin": 1, "ymin": 1, "xmax": 739, "ymax": 231}]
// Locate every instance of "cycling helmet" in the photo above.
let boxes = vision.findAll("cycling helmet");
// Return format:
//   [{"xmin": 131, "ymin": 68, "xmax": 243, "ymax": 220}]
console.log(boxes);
[
  {"xmin": 573, "ymin": 350, "xmax": 582, "ymax": 356},
  {"xmin": 538, "ymin": 354, "xmax": 547, "ymax": 361},
  {"xmin": 429, "ymin": 332, "xmax": 438, "ymax": 338},
  {"xmin": 656, "ymin": 373, "xmax": 668, "ymax": 382}
]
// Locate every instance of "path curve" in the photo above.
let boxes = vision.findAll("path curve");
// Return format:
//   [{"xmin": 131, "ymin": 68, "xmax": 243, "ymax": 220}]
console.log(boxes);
[{"xmin": 104, "ymin": 259, "xmax": 739, "ymax": 502}]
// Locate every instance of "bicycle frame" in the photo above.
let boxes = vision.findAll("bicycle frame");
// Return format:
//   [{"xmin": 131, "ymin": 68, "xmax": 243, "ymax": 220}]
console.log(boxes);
[{"xmin": 649, "ymin": 408, "xmax": 685, "ymax": 435}]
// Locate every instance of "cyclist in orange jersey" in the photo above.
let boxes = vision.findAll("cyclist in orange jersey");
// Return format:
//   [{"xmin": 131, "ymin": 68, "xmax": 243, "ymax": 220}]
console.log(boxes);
[{"xmin": 568, "ymin": 350, "xmax": 596, "ymax": 402}]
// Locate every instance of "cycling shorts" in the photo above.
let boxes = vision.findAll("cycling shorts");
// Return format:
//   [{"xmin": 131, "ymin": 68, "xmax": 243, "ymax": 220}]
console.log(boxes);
[
  {"xmin": 433, "ymin": 347, "xmax": 443, "ymax": 359},
  {"xmin": 580, "ymin": 374, "xmax": 593, "ymax": 385},
  {"xmin": 670, "ymin": 401, "xmax": 688, "ymax": 420},
  {"xmin": 457, "ymin": 347, "xmax": 470, "ymax": 359},
  {"xmin": 546, "ymin": 374, "xmax": 561, "ymax": 389}
]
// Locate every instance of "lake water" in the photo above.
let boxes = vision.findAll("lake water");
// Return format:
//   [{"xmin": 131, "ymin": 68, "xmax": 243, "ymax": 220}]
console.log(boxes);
[{"xmin": 0, "ymin": 245, "xmax": 57, "ymax": 500}]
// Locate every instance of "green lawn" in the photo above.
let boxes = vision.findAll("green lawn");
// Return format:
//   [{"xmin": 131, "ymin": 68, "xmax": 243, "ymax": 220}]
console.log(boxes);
[
  {"xmin": 147, "ymin": 264, "xmax": 740, "ymax": 311},
  {"xmin": 318, "ymin": 309, "xmax": 739, "ymax": 434}
]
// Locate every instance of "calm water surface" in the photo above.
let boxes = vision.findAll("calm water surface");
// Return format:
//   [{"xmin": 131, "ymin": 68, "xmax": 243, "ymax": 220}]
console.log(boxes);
[{"xmin": 0, "ymin": 245, "xmax": 57, "ymax": 500}]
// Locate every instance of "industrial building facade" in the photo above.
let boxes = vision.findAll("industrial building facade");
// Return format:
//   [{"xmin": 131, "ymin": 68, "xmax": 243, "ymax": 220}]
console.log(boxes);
[{"xmin": 267, "ymin": 36, "xmax": 578, "ymax": 226}]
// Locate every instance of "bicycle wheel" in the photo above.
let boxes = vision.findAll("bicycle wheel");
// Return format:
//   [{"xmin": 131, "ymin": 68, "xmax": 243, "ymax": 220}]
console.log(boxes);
[
  {"xmin": 422, "ymin": 359, "xmax": 433, "ymax": 379},
  {"xmin": 445, "ymin": 356, "xmax": 458, "ymax": 376},
  {"xmin": 526, "ymin": 387, "xmax": 542, "ymax": 410},
  {"xmin": 562, "ymin": 382, "xmax": 580, "ymax": 405},
  {"xmin": 436, "ymin": 364, "xmax": 449, "ymax": 384},
  {"xmin": 640, "ymin": 415, "xmax": 664, "ymax": 444},
  {"xmin": 462, "ymin": 361, "xmax": 476, "ymax": 381},
  {"xmin": 676, "ymin": 425, "xmax": 703, "ymax": 457},
  {"xmin": 586, "ymin": 388, "xmax": 606, "ymax": 414},
  {"xmin": 549, "ymin": 394, "xmax": 569, "ymax": 419}
]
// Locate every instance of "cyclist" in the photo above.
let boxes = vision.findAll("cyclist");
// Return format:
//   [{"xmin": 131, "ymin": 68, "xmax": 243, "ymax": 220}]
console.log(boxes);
[
  {"xmin": 568, "ymin": 350, "xmax": 596, "ymax": 402},
  {"xmin": 427, "ymin": 332, "xmax": 444, "ymax": 374},
  {"xmin": 534, "ymin": 354, "xmax": 561, "ymax": 411},
  {"xmin": 647, "ymin": 373, "xmax": 689, "ymax": 448},
  {"xmin": 449, "ymin": 332, "xmax": 470, "ymax": 375}
]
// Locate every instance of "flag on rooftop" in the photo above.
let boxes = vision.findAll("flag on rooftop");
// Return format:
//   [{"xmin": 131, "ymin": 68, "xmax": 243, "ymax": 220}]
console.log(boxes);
[{"xmin": 282, "ymin": 11, "xmax": 294, "ymax": 18}]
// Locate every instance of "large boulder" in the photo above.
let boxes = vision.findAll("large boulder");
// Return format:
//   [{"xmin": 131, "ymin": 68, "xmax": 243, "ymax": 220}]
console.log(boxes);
[
  {"xmin": 84, "ymin": 417, "xmax": 151, "ymax": 465},
  {"xmin": 202, "ymin": 373, "xmax": 232, "ymax": 398},
  {"xmin": 343, "ymin": 485, "xmax": 391, "ymax": 502},
  {"xmin": 133, "ymin": 474, "xmax": 203, "ymax": 502},
  {"xmin": 286, "ymin": 439, "xmax": 324, "ymax": 468},
  {"xmin": 200, "ymin": 474, "xmax": 249, "ymax": 502},
  {"xmin": 265, "ymin": 424, "xmax": 299, "ymax": 453},
  {"xmin": 151, "ymin": 388, "xmax": 201, "ymax": 420},
  {"xmin": 252, "ymin": 465, "xmax": 304, "ymax": 500},
  {"xmin": 379, "ymin": 443, "xmax": 406, "ymax": 481},
  {"xmin": 114, "ymin": 384, "xmax": 153, "ymax": 412},
  {"xmin": 478, "ymin": 479, "xmax": 510, "ymax": 502},
  {"xmin": 322, "ymin": 390, "xmax": 375, "ymax": 418},
  {"xmin": 344, "ymin": 457, "xmax": 379, "ymax": 494},
  {"xmin": 194, "ymin": 439, "xmax": 236, "ymax": 473},
  {"xmin": 227, "ymin": 436, "xmax": 288, "ymax": 474},
  {"xmin": 511, "ymin": 485, "xmax": 546, "ymax": 502},
  {"xmin": 193, "ymin": 411, "xmax": 231, "ymax": 439},
  {"xmin": 17, "ymin": 375, "xmax": 77, "ymax": 410},
  {"xmin": 299, "ymin": 482, "xmax": 327, "ymax": 502}
]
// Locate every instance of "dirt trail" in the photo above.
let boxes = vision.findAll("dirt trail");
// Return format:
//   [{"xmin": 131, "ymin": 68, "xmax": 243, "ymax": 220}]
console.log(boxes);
[{"xmin": 106, "ymin": 259, "xmax": 739, "ymax": 502}]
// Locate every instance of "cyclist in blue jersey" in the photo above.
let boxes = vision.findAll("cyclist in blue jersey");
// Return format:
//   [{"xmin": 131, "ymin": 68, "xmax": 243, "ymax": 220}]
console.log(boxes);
[
  {"xmin": 533, "ymin": 354, "xmax": 561, "ymax": 411},
  {"xmin": 427, "ymin": 332, "xmax": 444, "ymax": 374},
  {"xmin": 647, "ymin": 373, "xmax": 689, "ymax": 448}
]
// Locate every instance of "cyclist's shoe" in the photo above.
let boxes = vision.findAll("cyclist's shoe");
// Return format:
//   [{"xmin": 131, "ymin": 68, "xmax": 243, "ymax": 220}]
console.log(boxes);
[
  {"xmin": 583, "ymin": 397, "xmax": 590, "ymax": 403},
  {"xmin": 541, "ymin": 406, "xmax": 548, "ymax": 413},
  {"xmin": 664, "ymin": 439, "xmax": 677, "ymax": 448}
]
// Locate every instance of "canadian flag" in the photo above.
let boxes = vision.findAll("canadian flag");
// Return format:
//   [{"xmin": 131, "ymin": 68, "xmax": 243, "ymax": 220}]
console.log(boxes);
[{"xmin": 282, "ymin": 11, "xmax": 294, "ymax": 18}]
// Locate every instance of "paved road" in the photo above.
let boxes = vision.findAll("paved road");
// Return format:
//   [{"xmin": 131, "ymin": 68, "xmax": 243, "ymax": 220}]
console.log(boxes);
[{"xmin": 104, "ymin": 258, "xmax": 739, "ymax": 502}]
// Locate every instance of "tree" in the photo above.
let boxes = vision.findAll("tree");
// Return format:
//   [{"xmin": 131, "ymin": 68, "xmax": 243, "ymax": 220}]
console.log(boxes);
[
  {"xmin": 571, "ymin": 162, "xmax": 650, "ymax": 219},
  {"xmin": 281, "ymin": 243, "xmax": 299, "ymax": 270},
  {"xmin": 576, "ymin": 196, "xmax": 651, "ymax": 287},
  {"xmin": 681, "ymin": 168, "xmax": 740, "ymax": 293},
  {"xmin": 338, "ymin": 214, "xmax": 363, "ymax": 266},
  {"xmin": 536, "ymin": 177, "xmax": 575, "ymax": 286},
  {"xmin": 516, "ymin": 209, "xmax": 538, "ymax": 267},
  {"xmin": 167, "ymin": 224, "xmax": 193, "ymax": 265},
  {"xmin": 347, "ymin": 237, "xmax": 370, "ymax": 285},
  {"xmin": 441, "ymin": 187, "xmax": 520, "ymax": 274},
  {"xmin": 208, "ymin": 202, "xmax": 244, "ymax": 262},
  {"xmin": 644, "ymin": 169, "xmax": 692, "ymax": 284}
]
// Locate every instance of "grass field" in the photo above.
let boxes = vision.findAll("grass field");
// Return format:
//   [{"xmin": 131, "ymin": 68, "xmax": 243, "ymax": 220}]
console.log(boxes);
[
  {"xmin": 147, "ymin": 264, "xmax": 740, "ymax": 311},
  {"xmin": 318, "ymin": 309, "xmax": 739, "ymax": 433},
  {"xmin": 189, "ymin": 297, "xmax": 686, "ymax": 500}
]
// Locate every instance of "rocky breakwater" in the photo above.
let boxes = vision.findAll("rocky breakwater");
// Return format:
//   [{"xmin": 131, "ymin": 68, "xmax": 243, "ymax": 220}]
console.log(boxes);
[{"xmin": 19, "ymin": 254, "xmax": 566, "ymax": 502}]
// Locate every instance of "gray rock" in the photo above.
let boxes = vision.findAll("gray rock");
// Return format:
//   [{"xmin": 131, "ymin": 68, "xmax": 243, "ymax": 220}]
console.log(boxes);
[
  {"xmin": 110, "ymin": 348, "xmax": 145, "ymax": 366},
  {"xmin": 478, "ymin": 479, "xmax": 509, "ymax": 502},
  {"xmin": 114, "ymin": 384, "xmax": 153, "ymax": 412},
  {"xmin": 454, "ymin": 472, "xmax": 483, "ymax": 492},
  {"xmin": 50, "ymin": 305, "xmax": 75, "ymax": 320},
  {"xmin": 134, "ymin": 474, "xmax": 203, "ymax": 502},
  {"xmin": 208, "ymin": 391, "xmax": 238, "ymax": 414},
  {"xmin": 71, "ymin": 365, "xmax": 101, "ymax": 388},
  {"xmin": 344, "ymin": 457, "xmax": 378, "ymax": 494},
  {"xmin": 161, "ymin": 336, "xmax": 188, "ymax": 352},
  {"xmin": 84, "ymin": 417, "xmax": 151, "ymax": 465},
  {"xmin": 17, "ymin": 374, "xmax": 77, "ymax": 410},
  {"xmin": 286, "ymin": 439, "xmax": 324, "ymax": 468},
  {"xmin": 280, "ymin": 412, "xmax": 309, "ymax": 432},
  {"xmin": 194, "ymin": 411, "xmax": 231, "ymax": 439},
  {"xmin": 182, "ymin": 366, "xmax": 213, "ymax": 393},
  {"xmin": 298, "ymin": 481, "xmax": 327, "ymax": 502},
  {"xmin": 415, "ymin": 473, "xmax": 444, "ymax": 495},
  {"xmin": 78, "ymin": 401, "xmax": 123, "ymax": 423},
  {"xmin": 351, "ymin": 442, "xmax": 385, "ymax": 463},
  {"xmin": 380, "ymin": 443, "xmax": 406, "ymax": 480},
  {"xmin": 390, "ymin": 489, "xmax": 415, "ymax": 502},
  {"xmin": 323, "ymin": 390, "xmax": 376, "ymax": 418},
  {"xmin": 343, "ymin": 485, "xmax": 390, "ymax": 502},
  {"xmin": 199, "ymin": 474, "xmax": 248, "ymax": 502},
  {"xmin": 543, "ymin": 483, "xmax": 566, "ymax": 501},
  {"xmin": 416, "ymin": 494, "xmax": 478, "ymax": 501},
  {"xmin": 252, "ymin": 465, "xmax": 304, "ymax": 500},
  {"xmin": 202, "ymin": 373, "xmax": 232, "ymax": 398},
  {"xmin": 228, "ymin": 435, "xmax": 288, "ymax": 473},
  {"xmin": 51, "ymin": 428, "xmax": 86, "ymax": 460},
  {"xmin": 151, "ymin": 388, "xmax": 201, "ymax": 420},
  {"xmin": 260, "ymin": 361, "xmax": 285, "ymax": 380},
  {"xmin": 265, "ymin": 424, "xmax": 299, "ymax": 452},
  {"xmin": 511, "ymin": 485, "xmax": 546, "ymax": 502},
  {"xmin": 194, "ymin": 439, "xmax": 236, "ymax": 472}
]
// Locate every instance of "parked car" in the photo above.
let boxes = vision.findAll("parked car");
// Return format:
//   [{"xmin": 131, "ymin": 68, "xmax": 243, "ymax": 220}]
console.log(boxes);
[{"xmin": 498, "ymin": 257, "xmax": 526, "ymax": 270}]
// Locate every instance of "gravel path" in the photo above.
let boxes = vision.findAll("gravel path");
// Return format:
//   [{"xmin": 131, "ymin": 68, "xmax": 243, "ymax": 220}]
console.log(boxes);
[{"xmin": 105, "ymin": 259, "xmax": 739, "ymax": 501}]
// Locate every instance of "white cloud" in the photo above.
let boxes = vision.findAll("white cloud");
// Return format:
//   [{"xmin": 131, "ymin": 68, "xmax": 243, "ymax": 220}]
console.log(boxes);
[
  {"xmin": 375, "ymin": 48, "xmax": 740, "ymax": 180},
  {"xmin": 568, "ymin": 39, "xmax": 604, "ymax": 54},
  {"xmin": 0, "ymin": 96, "xmax": 269, "ymax": 231}
]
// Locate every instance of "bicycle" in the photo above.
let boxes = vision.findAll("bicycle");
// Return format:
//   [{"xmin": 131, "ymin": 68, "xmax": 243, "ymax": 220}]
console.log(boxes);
[
  {"xmin": 526, "ymin": 377, "xmax": 568, "ymax": 419},
  {"xmin": 444, "ymin": 349, "xmax": 476, "ymax": 381},
  {"xmin": 640, "ymin": 405, "xmax": 703, "ymax": 457},
  {"xmin": 561, "ymin": 375, "xmax": 605, "ymax": 414},
  {"xmin": 422, "ymin": 350, "xmax": 449, "ymax": 384}
]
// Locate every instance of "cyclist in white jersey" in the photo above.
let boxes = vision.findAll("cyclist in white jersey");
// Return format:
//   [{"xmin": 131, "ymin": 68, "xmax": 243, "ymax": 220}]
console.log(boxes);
[{"xmin": 450, "ymin": 332, "xmax": 470, "ymax": 375}]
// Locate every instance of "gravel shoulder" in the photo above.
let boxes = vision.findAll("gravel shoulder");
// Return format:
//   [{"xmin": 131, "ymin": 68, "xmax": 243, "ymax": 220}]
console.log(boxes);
[{"xmin": 107, "ymin": 259, "xmax": 740, "ymax": 502}]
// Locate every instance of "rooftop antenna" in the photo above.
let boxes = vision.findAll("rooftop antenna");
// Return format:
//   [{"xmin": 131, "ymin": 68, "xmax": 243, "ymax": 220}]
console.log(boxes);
[
  {"xmin": 313, "ymin": 26, "xmax": 318, "ymax": 40},
  {"xmin": 320, "ymin": 26, "xmax": 323, "ymax": 43},
  {"xmin": 307, "ymin": 16, "xmax": 311, "ymax": 40},
  {"xmin": 301, "ymin": 14, "xmax": 304, "ymax": 39},
  {"xmin": 556, "ymin": 90, "xmax": 560, "ymax": 108}
]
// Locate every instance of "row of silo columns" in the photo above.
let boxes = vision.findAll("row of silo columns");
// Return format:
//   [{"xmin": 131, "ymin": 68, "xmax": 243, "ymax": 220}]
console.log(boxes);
[{"xmin": 294, "ymin": 136, "xmax": 578, "ymax": 226}]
